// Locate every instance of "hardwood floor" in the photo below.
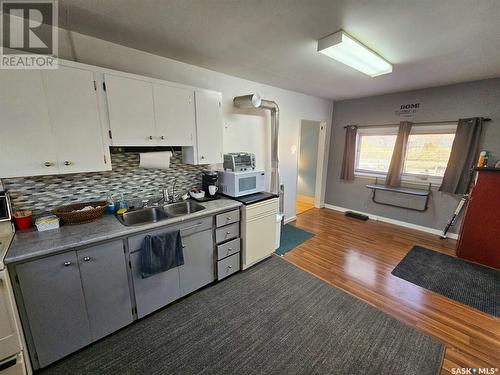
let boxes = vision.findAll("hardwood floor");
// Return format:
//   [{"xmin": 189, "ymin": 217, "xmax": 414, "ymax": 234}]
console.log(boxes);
[
  {"xmin": 296, "ymin": 194, "xmax": 315, "ymax": 215},
  {"xmin": 283, "ymin": 208, "xmax": 499, "ymax": 374}
]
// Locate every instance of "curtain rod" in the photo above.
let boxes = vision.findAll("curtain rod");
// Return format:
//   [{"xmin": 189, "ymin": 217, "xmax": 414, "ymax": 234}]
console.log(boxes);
[{"xmin": 343, "ymin": 118, "xmax": 491, "ymax": 129}]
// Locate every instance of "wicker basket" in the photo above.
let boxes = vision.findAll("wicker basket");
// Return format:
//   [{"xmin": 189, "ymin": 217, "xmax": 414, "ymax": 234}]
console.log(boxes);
[{"xmin": 52, "ymin": 201, "xmax": 108, "ymax": 225}]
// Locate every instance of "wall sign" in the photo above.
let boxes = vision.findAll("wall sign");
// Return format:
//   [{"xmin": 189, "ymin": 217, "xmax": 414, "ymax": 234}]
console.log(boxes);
[{"xmin": 395, "ymin": 102, "xmax": 420, "ymax": 117}]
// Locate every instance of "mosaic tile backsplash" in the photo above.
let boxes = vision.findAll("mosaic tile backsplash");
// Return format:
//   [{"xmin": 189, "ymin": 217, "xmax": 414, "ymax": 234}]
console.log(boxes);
[{"xmin": 1, "ymin": 152, "xmax": 206, "ymax": 214}]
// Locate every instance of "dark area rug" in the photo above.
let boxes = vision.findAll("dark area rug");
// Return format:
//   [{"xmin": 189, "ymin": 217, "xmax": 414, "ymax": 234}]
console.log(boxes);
[
  {"xmin": 275, "ymin": 224, "xmax": 314, "ymax": 256},
  {"xmin": 41, "ymin": 256, "xmax": 444, "ymax": 375},
  {"xmin": 392, "ymin": 246, "xmax": 500, "ymax": 317}
]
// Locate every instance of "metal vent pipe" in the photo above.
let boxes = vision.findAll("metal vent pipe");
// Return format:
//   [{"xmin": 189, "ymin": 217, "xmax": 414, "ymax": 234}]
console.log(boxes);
[{"xmin": 233, "ymin": 94, "xmax": 283, "ymax": 214}]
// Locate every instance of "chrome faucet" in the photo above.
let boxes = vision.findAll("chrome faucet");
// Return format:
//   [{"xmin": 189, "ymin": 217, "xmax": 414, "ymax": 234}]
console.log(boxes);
[{"xmin": 170, "ymin": 178, "xmax": 178, "ymax": 203}]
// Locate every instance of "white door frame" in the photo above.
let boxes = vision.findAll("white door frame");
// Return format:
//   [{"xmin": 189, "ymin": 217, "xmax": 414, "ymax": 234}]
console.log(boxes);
[{"xmin": 296, "ymin": 120, "xmax": 329, "ymax": 212}]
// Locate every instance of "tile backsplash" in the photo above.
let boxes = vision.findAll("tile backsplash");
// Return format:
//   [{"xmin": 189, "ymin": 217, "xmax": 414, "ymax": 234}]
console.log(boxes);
[{"xmin": 2, "ymin": 152, "xmax": 206, "ymax": 214}]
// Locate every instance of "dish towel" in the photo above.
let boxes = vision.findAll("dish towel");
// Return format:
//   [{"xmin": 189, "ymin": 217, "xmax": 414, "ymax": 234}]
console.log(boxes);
[{"xmin": 140, "ymin": 230, "xmax": 184, "ymax": 278}]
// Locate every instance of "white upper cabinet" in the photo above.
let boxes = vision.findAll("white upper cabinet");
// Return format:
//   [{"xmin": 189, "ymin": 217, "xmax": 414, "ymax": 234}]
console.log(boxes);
[
  {"xmin": 42, "ymin": 66, "xmax": 108, "ymax": 174},
  {"xmin": 0, "ymin": 66, "xmax": 109, "ymax": 178},
  {"xmin": 104, "ymin": 74, "xmax": 157, "ymax": 146},
  {"xmin": 153, "ymin": 83, "xmax": 195, "ymax": 146},
  {"xmin": 0, "ymin": 70, "xmax": 58, "ymax": 177},
  {"xmin": 183, "ymin": 90, "xmax": 223, "ymax": 165}
]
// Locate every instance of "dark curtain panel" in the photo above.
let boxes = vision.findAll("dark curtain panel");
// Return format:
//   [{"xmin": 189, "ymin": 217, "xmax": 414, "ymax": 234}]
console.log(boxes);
[
  {"xmin": 439, "ymin": 117, "xmax": 484, "ymax": 194},
  {"xmin": 340, "ymin": 126, "xmax": 357, "ymax": 181},
  {"xmin": 385, "ymin": 121, "xmax": 413, "ymax": 186}
]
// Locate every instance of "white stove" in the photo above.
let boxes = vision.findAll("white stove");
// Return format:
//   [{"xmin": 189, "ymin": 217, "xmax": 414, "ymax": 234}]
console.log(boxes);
[{"xmin": 0, "ymin": 221, "xmax": 30, "ymax": 374}]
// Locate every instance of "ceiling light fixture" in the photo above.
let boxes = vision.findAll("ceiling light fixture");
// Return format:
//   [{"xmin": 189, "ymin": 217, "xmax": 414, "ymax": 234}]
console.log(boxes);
[{"xmin": 317, "ymin": 30, "xmax": 392, "ymax": 77}]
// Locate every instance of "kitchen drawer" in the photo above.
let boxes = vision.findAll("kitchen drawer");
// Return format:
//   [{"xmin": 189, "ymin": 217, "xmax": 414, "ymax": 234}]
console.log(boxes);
[
  {"xmin": 215, "ymin": 209, "xmax": 240, "ymax": 227},
  {"xmin": 215, "ymin": 222, "xmax": 239, "ymax": 244},
  {"xmin": 217, "ymin": 253, "xmax": 240, "ymax": 280},
  {"xmin": 128, "ymin": 216, "xmax": 212, "ymax": 251},
  {"xmin": 217, "ymin": 238, "xmax": 240, "ymax": 260}
]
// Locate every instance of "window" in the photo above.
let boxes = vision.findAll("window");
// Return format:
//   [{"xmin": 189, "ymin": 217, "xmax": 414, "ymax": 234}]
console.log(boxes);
[{"xmin": 355, "ymin": 124, "xmax": 456, "ymax": 182}]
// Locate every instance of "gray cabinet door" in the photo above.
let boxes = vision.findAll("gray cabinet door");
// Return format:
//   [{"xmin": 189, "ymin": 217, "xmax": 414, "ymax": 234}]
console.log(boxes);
[
  {"xmin": 16, "ymin": 251, "xmax": 92, "ymax": 368},
  {"xmin": 78, "ymin": 240, "xmax": 133, "ymax": 341},
  {"xmin": 130, "ymin": 251, "xmax": 181, "ymax": 318},
  {"xmin": 179, "ymin": 229, "xmax": 215, "ymax": 296}
]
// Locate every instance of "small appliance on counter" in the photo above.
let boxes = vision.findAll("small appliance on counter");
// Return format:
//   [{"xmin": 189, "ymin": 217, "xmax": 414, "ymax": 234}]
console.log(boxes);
[
  {"xmin": 198, "ymin": 170, "xmax": 220, "ymax": 200},
  {"xmin": 218, "ymin": 170, "xmax": 265, "ymax": 197},
  {"xmin": 0, "ymin": 190, "xmax": 12, "ymax": 222},
  {"xmin": 223, "ymin": 152, "xmax": 256, "ymax": 171}
]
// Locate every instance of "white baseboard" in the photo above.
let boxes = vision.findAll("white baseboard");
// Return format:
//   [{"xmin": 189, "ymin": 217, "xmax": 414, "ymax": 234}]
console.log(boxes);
[
  {"xmin": 323, "ymin": 204, "xmax": 459, "ymax": 240},
  {"xmin": 284, "ymin": 216, "xmax": 297, "ymax": 224}
]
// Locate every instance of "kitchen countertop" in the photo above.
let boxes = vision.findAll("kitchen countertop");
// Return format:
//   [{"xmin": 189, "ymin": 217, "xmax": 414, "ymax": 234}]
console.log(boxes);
[{"xmin": 5, "ymin": 198, "xmax": 241, "ymax": 265}]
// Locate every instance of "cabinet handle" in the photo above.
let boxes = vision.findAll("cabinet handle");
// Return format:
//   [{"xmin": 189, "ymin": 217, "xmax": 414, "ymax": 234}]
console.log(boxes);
[
  {"xmin": 226, "ymin": 231, "xmax": 231, "ymax": 235},
  {"xmin": 226, "ymin": 216, "xmax": 231, "ymax": 220},
  {"xmin": 200, "ymin": 155, "xmax": 205, "ymax": 160},
  {"xmin": 148, "ymin": 135, "xmax": 154, "ymax": 140},
  {"xmin": 182, "ymin": 244, "xmax": 185, "ymax": 249},
  {"xmin": 44, "ymin": 161, "xmax": 54, "ymax": 167},
  {"xmin": 227, "ymin": 248, "xmax": 233, "ymax": 251},
  {"xmin": 63, "ymin": 261, "xmax": 71, "ymax": 267},
  {"xmin": 83, "ymin": 256, "xmax": 91, "ymax": 262},
  {"xmin": 160, "ymin": 136, "xmax": 165, "ymax": 140},
  {"xmin": 63, "ymin": 160, "xmax": 73, "ymax": 166},
  {"xmin": 228, "ymin": 265, "xmax": 232, "ymax": 269}
]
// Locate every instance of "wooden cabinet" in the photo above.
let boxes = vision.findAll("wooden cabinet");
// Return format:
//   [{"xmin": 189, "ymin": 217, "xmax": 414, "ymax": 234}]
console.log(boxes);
[
  {"xmin": 105, "ymin": 75, "xmax": 197, "ymax": 147},
  {"xmin": 128, "ymin": 217, "xmax": 214, "ymax": 317},
  {"xmin": 15, "ymin": 240, "xmax": 132, "ymax": 368},
  {"xmin": 77, "ymin": 241, "xmax": 133, "ymax": 341},
  {"xmin": 42, "ymin": 66, "xmax": 108, "ymax": 174},
  {"xmin": 179, "ymin": 229, "xmax": 215, "ymax": 296},
  {"xmin": 153, "ymin": 83, "xmax": 195, "ymax": 146},
  {"xmin": 0, "ymin": 66, "xmax": 109, "ymax": 178},
  {"xmin": 0, "ymin": 70, "xmax": 58, "ymax": 177},
  {"xmin": 457, "ymin": 169, "xmax": 500, "ymax": 269},
  {"xmin": 16, "ymin": 251, "xmax": 92, "ymax": 368},
  {"xmin": 183, "ymin": 90, "xmax": 224, "ymax": 165},
  {"xmin": 104, "ymin": 74, "xmax": 157, "ymax": 146}
]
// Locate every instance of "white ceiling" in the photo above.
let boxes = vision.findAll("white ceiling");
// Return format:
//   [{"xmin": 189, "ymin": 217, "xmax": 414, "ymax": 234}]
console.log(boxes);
[{"xmin": 58, "ymin": 0, "xmax": 500, "ymax": 100}]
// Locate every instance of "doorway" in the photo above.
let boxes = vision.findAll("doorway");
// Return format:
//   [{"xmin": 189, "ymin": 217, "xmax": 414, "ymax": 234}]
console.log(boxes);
[{"xmin": 296, "ymin": 120, "xmax": 322, "ymax": 215}]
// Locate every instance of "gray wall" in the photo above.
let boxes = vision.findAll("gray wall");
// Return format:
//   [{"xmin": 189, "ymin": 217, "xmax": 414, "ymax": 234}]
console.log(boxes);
[
  {"xmin": 297, "ymin": 121, "xmax": 320, "ymax": 197},
  {"xmin": 325, "ymin": 78, "xmax": 500, "ymax": 234}
]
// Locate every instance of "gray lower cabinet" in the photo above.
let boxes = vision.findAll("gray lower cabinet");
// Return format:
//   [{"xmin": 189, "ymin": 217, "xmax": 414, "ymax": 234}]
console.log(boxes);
[
  {"xmin": 78, "ymin": 241, "xmax": 133, "ymax": 341},
  {"xmin": 179, "ymin": 229, "xmax": 215, "ymax": 296},
  {"xmin": 16, "ymin": 240, "xmax": 132, "ymax": 368},
  {"xmin": 16, "ymin": 251, "xmax": 92, "ymax": 368},
  {"xmin": 130, "ymin": 251, "xmax": 181, "ymax": 319}
]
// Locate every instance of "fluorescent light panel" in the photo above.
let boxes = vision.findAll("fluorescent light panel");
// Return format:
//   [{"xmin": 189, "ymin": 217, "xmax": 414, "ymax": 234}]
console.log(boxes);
[{"xmin": 318, "ymin": 31, "xmax": 392, "ymax": 77}]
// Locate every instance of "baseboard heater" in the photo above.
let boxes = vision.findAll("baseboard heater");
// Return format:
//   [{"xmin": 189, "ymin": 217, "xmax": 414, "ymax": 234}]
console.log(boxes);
[{"xmin": 345, "ymin": 211, "xmax": 369, "ymax": 221}]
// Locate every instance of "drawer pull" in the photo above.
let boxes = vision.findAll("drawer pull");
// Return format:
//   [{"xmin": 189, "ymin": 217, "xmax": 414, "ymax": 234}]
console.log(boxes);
[
  {"xmin": 63, "ymin": 261, "xmax": 71, "ymax": 267},
  {"xmin": 227, "ymin": 248, "xmax": 233, "ymax": 251},
  {"xmin": 226, "ymin": 216, "xmax": 231, "ymax": 220},
  {"xmin": 228, "ymin": 265, "xmax": 232, "ymax": 269},
  {"xmin": 182, "ymin": 244, "xmax": 186, "ymax": 249},
  {"xmin": 83, "ymin": 256, "xmax": 91, "ymax": 262},
  {"xmin": 226, "ymin": 231, "xmax": 231, "ymax": 235}
]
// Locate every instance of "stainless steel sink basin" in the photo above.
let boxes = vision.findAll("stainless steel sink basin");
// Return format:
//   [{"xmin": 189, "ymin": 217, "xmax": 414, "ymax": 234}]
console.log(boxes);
[
  {"xmin": 116, "ymin": 207, "xmax": 168, "ymax": 226},
  {"xmin": 163, "ymin": 201, "xmax": 205, "ymax": 217}
]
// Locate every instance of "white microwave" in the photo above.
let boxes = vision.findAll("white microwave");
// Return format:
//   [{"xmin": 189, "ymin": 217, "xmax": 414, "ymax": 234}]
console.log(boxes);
[{"xmin": 218, "ymin": 170, "xmax": 265, "ymax": 197}]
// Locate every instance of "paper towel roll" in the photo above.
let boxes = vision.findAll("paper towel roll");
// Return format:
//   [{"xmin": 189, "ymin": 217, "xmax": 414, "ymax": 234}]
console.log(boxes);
[{"xmin": 139, "ymin": 151, "xmax": 172, "ymax": 169}]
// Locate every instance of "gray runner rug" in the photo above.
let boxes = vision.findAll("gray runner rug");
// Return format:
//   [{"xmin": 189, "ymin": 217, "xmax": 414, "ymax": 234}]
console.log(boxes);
[
  {"xmin": 392, "ymin": 246, "xmax": 499, "ymax": 317},
  {"xmin": 41, "ymin": 255, "xmax": 444, "ymax": 375}
]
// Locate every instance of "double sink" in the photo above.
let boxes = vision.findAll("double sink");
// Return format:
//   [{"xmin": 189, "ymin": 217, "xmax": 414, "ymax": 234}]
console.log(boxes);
[{"xmin": 116, "ymin": 201, "xmax": 206, "ymax": 226}]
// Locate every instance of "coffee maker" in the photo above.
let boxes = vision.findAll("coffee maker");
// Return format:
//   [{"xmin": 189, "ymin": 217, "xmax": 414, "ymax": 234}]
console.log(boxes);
[{"xmin": 201, "ymin": 171, "xmax": 219, "ymax": 197}]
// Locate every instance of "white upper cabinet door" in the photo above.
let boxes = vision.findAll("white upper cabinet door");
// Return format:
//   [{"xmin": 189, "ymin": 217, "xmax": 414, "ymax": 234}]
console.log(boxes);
[
  {"xmin": 104, "ymin": 74, "xmax": 157, "ymax": 146},
  {"xmin": 153, "ymin": 84, "xmax": 195, "ymax": 146},
  {"xmin": 194, "ymin": 91, "xmax": 223, "ymax": 164},
  {"xmin": 42, "ymin": 66, "xmax": 108, "ymax": 174},
  {"xmin": 0, "ymin": 70, "xmax": 58, "ymax": 178}
]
